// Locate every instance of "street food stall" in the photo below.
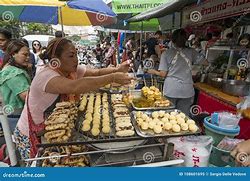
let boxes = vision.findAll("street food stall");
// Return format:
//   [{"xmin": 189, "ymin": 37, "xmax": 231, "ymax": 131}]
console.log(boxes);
[{"xmin": 23, "ymin": 84, "xmax": 204, "ymax": 167}]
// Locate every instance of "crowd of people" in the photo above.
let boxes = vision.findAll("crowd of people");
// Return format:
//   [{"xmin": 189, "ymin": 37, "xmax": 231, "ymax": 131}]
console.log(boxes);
[{"xmin": 0, "ymin": 27, "xmax": 249, "ymax": 166}]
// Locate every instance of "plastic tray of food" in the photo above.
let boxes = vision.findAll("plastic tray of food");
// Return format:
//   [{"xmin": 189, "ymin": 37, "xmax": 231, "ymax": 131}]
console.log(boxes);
[
  {"xmin": 131, "ymin": 109, "xmax": 201, "ymax": 138},
  {"xmin": 130, "ymin": 90, "xmax": 175, "ymax": 111}
]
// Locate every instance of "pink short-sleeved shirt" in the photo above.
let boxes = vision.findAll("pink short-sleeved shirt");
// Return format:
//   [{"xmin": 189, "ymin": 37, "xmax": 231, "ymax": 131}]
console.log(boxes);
[{"xmin": 17, "ymin": 65, "xmax": 86, "ymax": 136}]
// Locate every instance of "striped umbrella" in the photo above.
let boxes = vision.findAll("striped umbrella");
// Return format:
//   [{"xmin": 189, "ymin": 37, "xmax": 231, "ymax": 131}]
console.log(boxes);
[{"xmin": 0, "ymin": 0, "xmax": 117, "ymax": 26}]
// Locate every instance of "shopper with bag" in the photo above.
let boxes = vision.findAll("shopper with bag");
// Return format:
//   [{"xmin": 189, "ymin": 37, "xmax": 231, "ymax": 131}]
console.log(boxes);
[{"xmin": 147, "ymin": 29, "xmax": 207, "ymax": 115}]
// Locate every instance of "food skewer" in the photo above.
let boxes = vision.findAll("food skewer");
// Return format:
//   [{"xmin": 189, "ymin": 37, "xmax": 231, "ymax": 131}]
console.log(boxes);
[
  {"xmin": 150, "ymin": 74, "xmax": 154, "ymax": 87},
  {"xmin": 143, "ymin": 76, "xmax": 147, "ymax": 87},
  {"xmin": 131, "ymin": 67, "xmax": 137, "ymax": 78}
]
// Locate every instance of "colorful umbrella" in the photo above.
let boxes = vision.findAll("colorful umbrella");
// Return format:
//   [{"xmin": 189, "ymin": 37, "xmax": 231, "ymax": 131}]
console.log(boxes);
[{"xmin": 0, "ymin": 0, "xmax": 116, "ymax": 26}]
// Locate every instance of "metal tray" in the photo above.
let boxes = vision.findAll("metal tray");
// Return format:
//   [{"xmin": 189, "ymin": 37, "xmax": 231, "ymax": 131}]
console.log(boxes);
[
  {"xmin": 131, "ymin": 109, "xmax": 201, "ymax": 138},
  {"xmin": 75, "ymin": 93, "xmax": 147, "ymax": 153},
  {"xmin": 99, "ymin": 86, "xmax": 128, "ymax": 94},
  {"xmin": 130, "ymin": 90, "xmax": 175, "ymax": 111}
]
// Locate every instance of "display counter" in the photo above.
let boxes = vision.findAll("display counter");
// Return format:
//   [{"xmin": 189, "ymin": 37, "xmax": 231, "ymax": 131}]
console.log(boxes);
[{"xmin": 194, "ymin": 83, "xmax": 250, "ymax": 139}]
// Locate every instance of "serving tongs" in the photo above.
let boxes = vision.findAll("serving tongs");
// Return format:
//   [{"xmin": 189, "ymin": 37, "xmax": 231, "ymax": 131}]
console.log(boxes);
[{"xmin": 25, "ymin": 143, "xmax": 164, "ymax": 163}]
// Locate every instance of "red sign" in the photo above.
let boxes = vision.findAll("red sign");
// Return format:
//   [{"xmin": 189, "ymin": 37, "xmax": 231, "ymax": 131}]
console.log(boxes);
[{"xmin": 182, "ymin": 0, "xmax": 250, "ymax": 26}]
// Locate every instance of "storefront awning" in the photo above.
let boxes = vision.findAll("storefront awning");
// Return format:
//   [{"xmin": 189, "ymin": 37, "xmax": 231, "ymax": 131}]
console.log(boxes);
[{"xmin": 128, "ymin": 0, "xmax": 197, "ymax": 22}]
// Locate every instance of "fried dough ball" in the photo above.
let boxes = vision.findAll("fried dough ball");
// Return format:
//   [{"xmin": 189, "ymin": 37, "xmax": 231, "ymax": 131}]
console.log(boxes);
[
  {"xmin": 153, "ymin": 125, "xmax": 162, "ymax": 134},
  {"xmin": 159, "ymin": 111, "xmax": 165, "ymax": 118},
  {"xmin": 172, "ymin": 124, "xmax": 181, "ymax": 133},
  {"xmin": 161, "ymin": 117, "xmax": 169, "ymax": 123},
  {"xmin": 136, "ymin": 118, "xmax": 144, "ymax": 126},
  {"xmin": 148, "ymin": 121, "xmax": 156, "ymax": 129},
  {"xmin": 170, "ymin": 111, "xmax": 177, "ymax": 116},
  {"xmin": 179, "ymin": 113, "xmax": 186, "ymax": 119},
  {"xmin": 152, "ymin": 111, "xmax": 159, "ymax": 119},
  {"xmin": 164, "ymin": 122, "xmax": 172, "ymax": 131},
  {"xmin": 177, "ymin": 118, "xmax": 185, "ymax": 125},
  {"xmin": 141, "ymin": 113, "xmax": 148, "ymax": 120},
  {"xmin": 82, "ymin": 124, "xmax": 91, "ymax": 132},
  {"xmin": 157, "ymin": 121, "xmax": 164, "ymax": 128},
  {"xmin": 186, "ymin": 119, "xmax": 195, "ymax": 125},
  {"xmin": 102, "ymin": 126, "xmax": 111, "ymax": 134},
  {"xmin": 164, "ymin": 113, "xmax": 170, "ymax": 119},
  {"xmin": 169, "ymin": 115, "xmax": 176, "ymax": 120},
  {"xmin": 189, "ymin": 124, "xmax": 198, "ymax": 132},
  {"xmin": 169, "ymin": 119, "xmax": 177, "ymax": 125},
  {"xmin": 136, "ymin": 111, "xmax": 142, "ymax": 118},
  {"xmin": 181, "ymin": 123, "xmax": 189, "ymax": 131},
  {"xmin": 91, "ymin": 128, "xmax": 100, "ymax": 136},
  {"xmin": 141, "ymin": 122, "xmax": 149, "ymax": 130}
]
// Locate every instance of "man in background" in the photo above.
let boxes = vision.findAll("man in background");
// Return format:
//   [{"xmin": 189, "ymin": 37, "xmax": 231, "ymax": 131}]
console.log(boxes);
[
  {"xmin": 55, "ymin": 31, "xmax": 65, "ymax": 38},
  {"xmin": 145, "ymin": 30, "xmax": 162, "ymax": 59},
  {"xmin": 0, "ymin": 28, "xmax": 12, "ymax": 68}
]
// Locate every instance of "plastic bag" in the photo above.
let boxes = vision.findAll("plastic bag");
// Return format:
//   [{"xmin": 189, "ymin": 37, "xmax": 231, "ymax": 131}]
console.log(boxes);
[
  {"xmin": 211, "ymin": 112, "xmax": 241, "ymax": 129},
  {"xmin": 168, "ymin": 136, "xmax": 213, "ymax": 167},
  {"xmin": 237, "ymin": 96, "xmax": 250, "ymax": 110},
  {"xmin": 217, "ymin": 137, "xmax": 244, "ymax": 151},
  {"xmin": 237, "ymin": 96, "xmax": 250, "ymax": 119}
]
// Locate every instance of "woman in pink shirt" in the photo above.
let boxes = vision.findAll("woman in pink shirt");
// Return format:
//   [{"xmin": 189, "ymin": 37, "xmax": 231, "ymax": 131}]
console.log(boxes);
[{"xmin": 14, "ymin": 38, "xmax": 133, "ymax": 160}]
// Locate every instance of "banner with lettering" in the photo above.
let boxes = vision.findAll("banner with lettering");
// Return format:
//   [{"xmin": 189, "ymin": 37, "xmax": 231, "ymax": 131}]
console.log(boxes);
[
  {"xmin": 112, "ymin": 0, "xmax": 170, "ymax": 14},
  {"xmin": 182, "ymin": 0, "xmax": 250, "ymax": 26}
]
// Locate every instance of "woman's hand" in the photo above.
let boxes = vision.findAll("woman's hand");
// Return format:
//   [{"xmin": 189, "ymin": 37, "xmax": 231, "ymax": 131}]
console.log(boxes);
[
  {"xmin": 113, "ymin": 72, "xmax": 134, "ymax": 85},
  {"xmin": 231, "ymin": 139, "xmax": 250, "ymax": 167},
  {"xmin": 147, "ymin": 69, "xmax": 157, "ymax": 75},
  {"xmin": 117, "ymin": 60, "xmax": 133, "ymax": 73}
]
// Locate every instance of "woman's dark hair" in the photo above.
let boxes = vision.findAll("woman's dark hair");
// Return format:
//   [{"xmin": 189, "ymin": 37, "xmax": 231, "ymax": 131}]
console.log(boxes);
[
  {"xmin": 46, "ymin": 38, "xmax": 72, "ymax": 60},
  {"xmin": 55, "ymin": 31, "xmax": 65, "ymax": 38},
  {"xmin": 0, "ymin": 28, "xmax": 12, "ymax": 40},
  {"xmin": 172, "ymin": 29, "xmax": 187, "ymax": 48},
  {"xmin": 1, "ymin": 40, "xmax": 28, "ymax": 69},
  {"xmin": 38, "ymin": 46, "xmax": 48, "ymax": 63},
  {"xmin": 155, "ymin": 30, "xmax": 162, "ymax": 36},
  {"xmin": 32, "ymin": 40, "xmax": 41, "ymax": 53},
  {"xmin": 20, "ymin": 38, "xmax": 29, "ymax": 47},
  {"xmin": 106, "ymin": 42, "xmax": 111, "ymax": 46}
]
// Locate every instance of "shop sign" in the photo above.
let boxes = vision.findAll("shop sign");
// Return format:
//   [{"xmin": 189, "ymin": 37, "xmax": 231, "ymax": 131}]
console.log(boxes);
[
  {"xmin": 112, "ymin": 0, "xmax": 170, "ymax": 14},
  {"xmin": 182, "ymin": 0, "xmax": 250, "ymax": 26}
]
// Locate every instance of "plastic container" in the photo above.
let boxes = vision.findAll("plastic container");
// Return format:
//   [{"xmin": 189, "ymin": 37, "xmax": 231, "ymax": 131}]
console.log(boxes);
[
  {"xmin": 204, "ymin": 117, "xmax": 240, "ymax": 146},
  {"xmin": 209, "ymin": 146, "xmax": 235, "ymax": 167}
]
